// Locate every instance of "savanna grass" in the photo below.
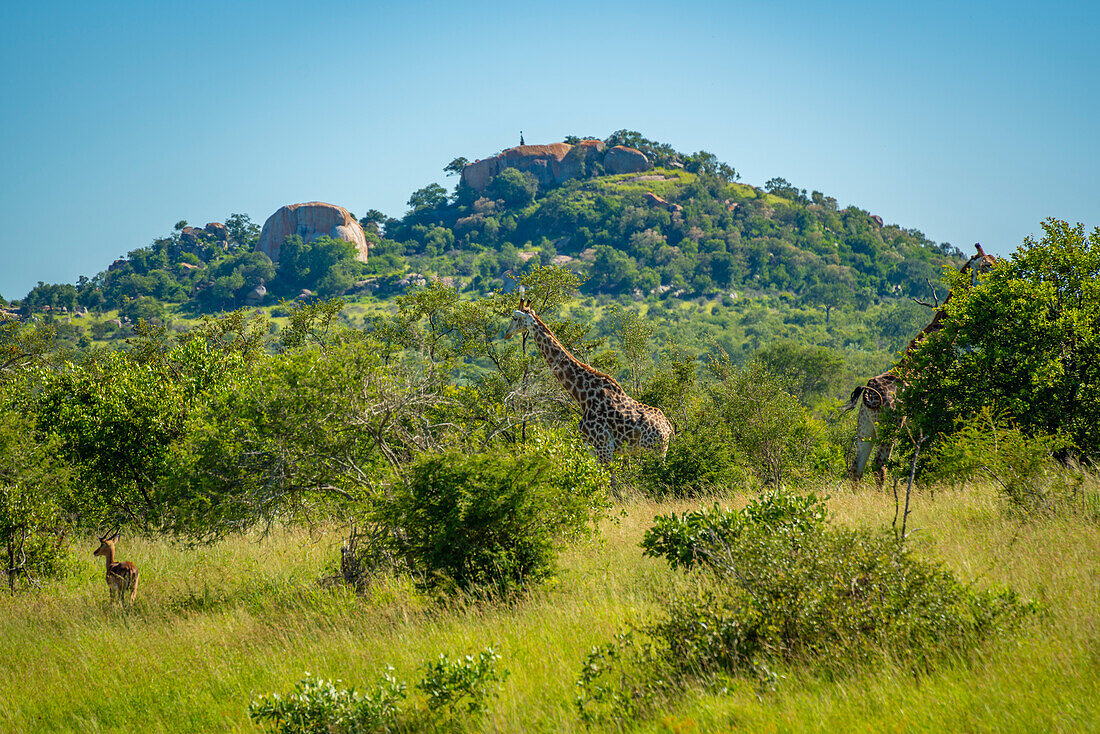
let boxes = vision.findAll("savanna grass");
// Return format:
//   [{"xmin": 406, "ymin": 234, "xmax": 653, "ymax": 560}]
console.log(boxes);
[{"xmin": 1, "ymin": 481, "xmax": 1098, "ymax": 732}]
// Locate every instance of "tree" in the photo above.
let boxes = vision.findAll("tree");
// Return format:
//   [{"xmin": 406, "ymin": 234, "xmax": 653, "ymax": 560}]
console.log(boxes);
[
  {"xmin": 488, "ymin": 168, "xmax": 538, "ymax": 207},
  {"xmin": 755, "ymin": 341, "xmax": 844, "ymax": 403},
  {"xmin": 272, "ymin": 235, "xmax": 360, "ymax": 297},
  {"xmin": 765, "ymin": 177, "xmax": 807, "ymax": 203},
  {"xmin": 359, "ymin": 209, "xmax": 389, "ymax": 235},
  {"xmin": 0, "ymin": 314, "xmax": 54, "ymax": 381},
  {"xmin": 902, "ymin": 219, "xmax": 1100, "ymax": 459},
  {"xmin": 31, "ymin": 314, "xmax": 264, "ymax": 530},
  {"xmin": 444, "ymin": 157, "xmax": 468, "ymax": 176},
  {"xmin": 225, "ymin": 213, "xmax": 261, "ymax": 247},
  {"xmin": 607, "ymin": 305, "xmax": 654, "ymax": 394},
  {"xmin": 683, "ymin": 151, "xmax": 739, "ymax": 182},
  {"xmin": 407, "ymin": 184, "xmax": 449, "ymax": 214},
  {"xmin": 0, "ymin": 402, "xmax": 72, "ymax": 592}
]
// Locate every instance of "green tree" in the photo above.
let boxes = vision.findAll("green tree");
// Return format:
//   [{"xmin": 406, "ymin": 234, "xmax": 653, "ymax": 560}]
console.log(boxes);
[
  {"xmin": 272, "ymin": 235, "xmax": 360, "ymax": 297},
  {"xmin": 902, "ymin": 219, "xmax": 1100, "ymax": 459},
  {"xmin": 756, "ymin": 341, "xmax": 845, "ymax": 403},
  {"xmin": 444, "ymin": 157, "xmax": 468, "ymax": 176},
  {"xmin": 607, "ymin": 305, "xmax": 653, "ymax": 394},
  {"xmin": 683, "ymin": 151, "xmax": 739, "ymax": 182},
  {"xmin": 224, "ymin": 213, "xmax": 261, "ymax": 247},
  {"xmin": 407, "ymin": 183, "xmax": 449, "ymax": 214},
  {"xmin": 0, "ymin": 401, "xmax": 72, "ymax": 592},
  {"xmin": 488, "ymin": 168, "xmax": 538, "ymax": 207}
]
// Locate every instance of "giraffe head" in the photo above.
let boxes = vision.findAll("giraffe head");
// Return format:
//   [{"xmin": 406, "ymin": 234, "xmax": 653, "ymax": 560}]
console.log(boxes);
[
  {"xmin": 504, "ymin": 297, "xmax": 536, "ymax": 339},
  {"xmin": 966, "ymin": 243, "xmax": 997, "ymax": 286}
]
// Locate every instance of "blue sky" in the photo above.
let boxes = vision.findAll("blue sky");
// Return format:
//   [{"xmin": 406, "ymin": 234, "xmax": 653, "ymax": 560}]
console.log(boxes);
[{"xmin": 1, "ymin": 0, "xmax": 1097, "ymax": 299}]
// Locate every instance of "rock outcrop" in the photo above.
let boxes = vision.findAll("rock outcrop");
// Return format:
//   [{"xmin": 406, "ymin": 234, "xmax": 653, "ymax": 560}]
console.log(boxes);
[
  {"xmin": 604, "ymin": 145, "xmax": 652, "ymax": 175},
  {"xmin": 179, "ymin": 223, "xmax": 230, "ymax": 252},
  {"xmin": 256, "ymin": 202, "xmax": 368, "ymax": 263},
  {"xmin": 459, "ymin": 139, "xmax": 647, "ymax": 193}
]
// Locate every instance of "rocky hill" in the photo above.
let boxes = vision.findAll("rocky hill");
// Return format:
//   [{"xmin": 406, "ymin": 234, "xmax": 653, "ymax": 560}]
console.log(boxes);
[{"xmin": 14, "ymin": 130, "xmax": 964, "ymax": 344}]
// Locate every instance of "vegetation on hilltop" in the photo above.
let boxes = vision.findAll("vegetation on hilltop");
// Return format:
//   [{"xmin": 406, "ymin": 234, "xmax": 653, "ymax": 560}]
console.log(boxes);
[{"xmin": 14, "ymin": 130, "xmax": 960, "ymax": 325}]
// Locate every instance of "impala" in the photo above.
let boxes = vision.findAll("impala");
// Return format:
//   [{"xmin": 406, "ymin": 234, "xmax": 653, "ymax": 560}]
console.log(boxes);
[{"xmin": 94, "ymin": 530, "xmax": 139, "ymax": 605}]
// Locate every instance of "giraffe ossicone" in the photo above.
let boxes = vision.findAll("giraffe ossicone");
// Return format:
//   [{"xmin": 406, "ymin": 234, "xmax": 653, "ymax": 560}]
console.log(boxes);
[{"xmin": 505, "ymin": 298, "xmax": 673, "ymax": 488}]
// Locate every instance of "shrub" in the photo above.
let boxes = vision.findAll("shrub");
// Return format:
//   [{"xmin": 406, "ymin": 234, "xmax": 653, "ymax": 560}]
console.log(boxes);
[
  {"xmin": 249, "ymin": 647, "xmax": 506, "ymax": 733},
  {"xmin": 705, "ymin": 357, "xmax": 825, "ymax": 487},
  {"xmin": 632, "ymin": 409, "xmax": 747, "ymax": 498},
  {"xmin": 249, "ymin": 670, "xmax": 406, "ymax": 734},
  {"xmin": 577, "ymin": 493, "xmax": 1036, "ymax": 727},
  {"xmin": 418, "ymin": 648, "xmax": 509, "ymax": 718},
  {"xmin": 928, "ymin": 406, "xmax": 1093, "ymax": 516},
  {"xmin": 641, "ymin": 490, "xmax": 826, "ymax": 570},
  {"xmin": 902, "ymin": 219, "xmax": 1100, "ymax": 461},
  {"xmin": 372, "ymin": 436, "xmax": 608, "ymax": 593}
]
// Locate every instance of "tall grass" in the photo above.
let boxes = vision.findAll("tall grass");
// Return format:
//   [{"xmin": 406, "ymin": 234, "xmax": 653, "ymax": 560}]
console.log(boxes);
[{"xmin": 3, "ymin": 482, "xmax": 1099, "ymax": 732}]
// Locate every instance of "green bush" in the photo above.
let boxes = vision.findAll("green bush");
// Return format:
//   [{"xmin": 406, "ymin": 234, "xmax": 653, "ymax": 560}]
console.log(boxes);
[
  {"xmin": 418, "ymin": 648, "xmax": 509, "ymax": 718},
  {"xmin": 705, "ymin": 357, "xmax": 825, "ymax": 487},
  {"xmin": 632, "ymin": 410, "xmax": 746, "ymax": 498},
  {"xmin": 373, "ymin": 436, "xmax": 608, "ymax": 593},
  {"xmin": 249, "ymin": 671, "xmax": 406, "ymax": 734},
  {"xmin": 641, "ymin": 490, "xmax": 826, "ymax": 570},
  {"xmin": 928, "ymin": 406, "xmax": 1092, "ymax": 516},
  {"xmin": 249, "ymin": 647, "xmax": 506, "ymax": 733},
  {"xmin": 578, "ymin": 493, "xmax": 1036, "ymax": 727}
]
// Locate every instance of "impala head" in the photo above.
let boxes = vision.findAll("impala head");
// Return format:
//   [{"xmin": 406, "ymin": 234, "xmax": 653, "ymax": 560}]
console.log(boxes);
[
  {"xmin": 94, "ymin": 530, "xmax": 120, "ymax": 557},
  {"xmin": 504, "ymin": 294, "xmax": 536, "ymax": 339}
]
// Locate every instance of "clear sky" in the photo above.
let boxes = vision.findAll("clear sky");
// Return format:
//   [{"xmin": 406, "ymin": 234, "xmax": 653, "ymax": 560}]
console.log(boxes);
[{"xmin": 1, "ymin": 0, "xmax": 1097, "ymax": 300}]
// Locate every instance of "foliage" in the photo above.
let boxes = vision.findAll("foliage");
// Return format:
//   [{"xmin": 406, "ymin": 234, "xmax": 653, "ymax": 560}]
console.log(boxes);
[
  {"xmin": 0, "ymin": 401, "xmax": 73, "ymax": 591},
  {"xmin": 371, "ymin": 436, "xmax": 608, "ymax": 593},
  {"xmin": 418, "ymin": 648, "xmax": 509, "ymax": 718},
  {"xmin": 444, "ymin": 157, "xmax": 468, "ymax": 176},
  {"xmin": 0, "ymin": 313, "xmax": 55, "ymax": 380},
  {"xmin": 902, "ymin": 219, "xmax": 1100, "ymax": 461},
  {"xmin": 163, "ymin": 332, "xmax": 416, "ymax": 541},
  {"xmin": 30, "ymin": 313, "xmax": 264, "ymax": 530},
  {"xmin": 928, "ymin": 406, "xmax": 1089, "ymax": 515},
  {"xmin": 631, "ymin": 402, "xmax": 745, "ymax": 498},
  {"xmin": 606, "ymin": 304, "xmax": 653, "ymax": 393},
  {"xmin": 705, "ymin": 355, "xmax": 826, "ymax": 487},
  {"xmin": 578, "ymin": 494, "xmax": 1036, "ymax": 727},
  {"xmin": 273, "ymin": 235, "xmax": 362, "ymax": 298},
  {"xmin": 250, "ymin": 670, "xmax": 407, "ymax": 734},
  {"xmin": 249, "ymin": 647, "xmax": 506, "ymax": 733},
  {"xmin": 225, "ymin": 213, "xmax": 261, "ymax": 247},
  {"xmin": 489, "ymin": 168, "xmax": 538, "ymax": 207},
  {"xmin": 755, "ymin": 340, "xmax": 845, "ymax": 404},
  {"xmin": 640, "ymin": 490, "xmax": 827, "ymax": 570}
]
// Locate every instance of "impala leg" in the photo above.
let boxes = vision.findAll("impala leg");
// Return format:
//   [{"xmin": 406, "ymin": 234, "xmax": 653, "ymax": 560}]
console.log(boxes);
[{"xmin": 129, "ymin": 573, "xmax": 139, "ymax": 605}]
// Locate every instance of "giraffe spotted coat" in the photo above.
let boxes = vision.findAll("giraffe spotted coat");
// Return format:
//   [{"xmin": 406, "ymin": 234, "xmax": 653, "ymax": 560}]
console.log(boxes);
[{"xmin": 505, "ymin": 300, "xmax": 672, "ymax": 467}]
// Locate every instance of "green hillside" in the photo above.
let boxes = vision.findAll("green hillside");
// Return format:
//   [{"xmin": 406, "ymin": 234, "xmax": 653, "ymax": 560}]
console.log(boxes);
[{"xmin": 9, "ymin": 131, "xmax": 968, "ymax": 394}]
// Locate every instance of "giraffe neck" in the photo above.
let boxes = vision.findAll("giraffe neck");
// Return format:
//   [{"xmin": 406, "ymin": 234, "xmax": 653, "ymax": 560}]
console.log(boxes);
[
  {"xmin": 525, "ymin": 314, "xmax": 612, "ymax": 407},
  {"xmin": 901, "ymin": 252, "xmax": 989, "ymax": 362}
]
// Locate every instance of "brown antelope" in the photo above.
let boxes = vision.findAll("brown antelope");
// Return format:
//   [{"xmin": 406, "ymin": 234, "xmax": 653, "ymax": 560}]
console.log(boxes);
[{"xmin": 93, "ymin": 530, "xmax": 139, "ymax": 605}]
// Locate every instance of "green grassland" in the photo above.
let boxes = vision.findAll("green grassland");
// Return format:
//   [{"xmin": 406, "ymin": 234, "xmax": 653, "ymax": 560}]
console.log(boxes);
[{"xmin": 4, "ymin": 482, "xmax": 1098, "ymax": 732}]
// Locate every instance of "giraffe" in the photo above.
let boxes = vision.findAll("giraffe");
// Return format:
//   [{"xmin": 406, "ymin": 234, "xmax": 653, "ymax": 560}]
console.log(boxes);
[
  {"xmin": 504, "ymin": 297, "xmax": 673, "ymax": 491},
  {"xmin": 844, "ymin": 244, "xmax": 998, "ymax": 488}
]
